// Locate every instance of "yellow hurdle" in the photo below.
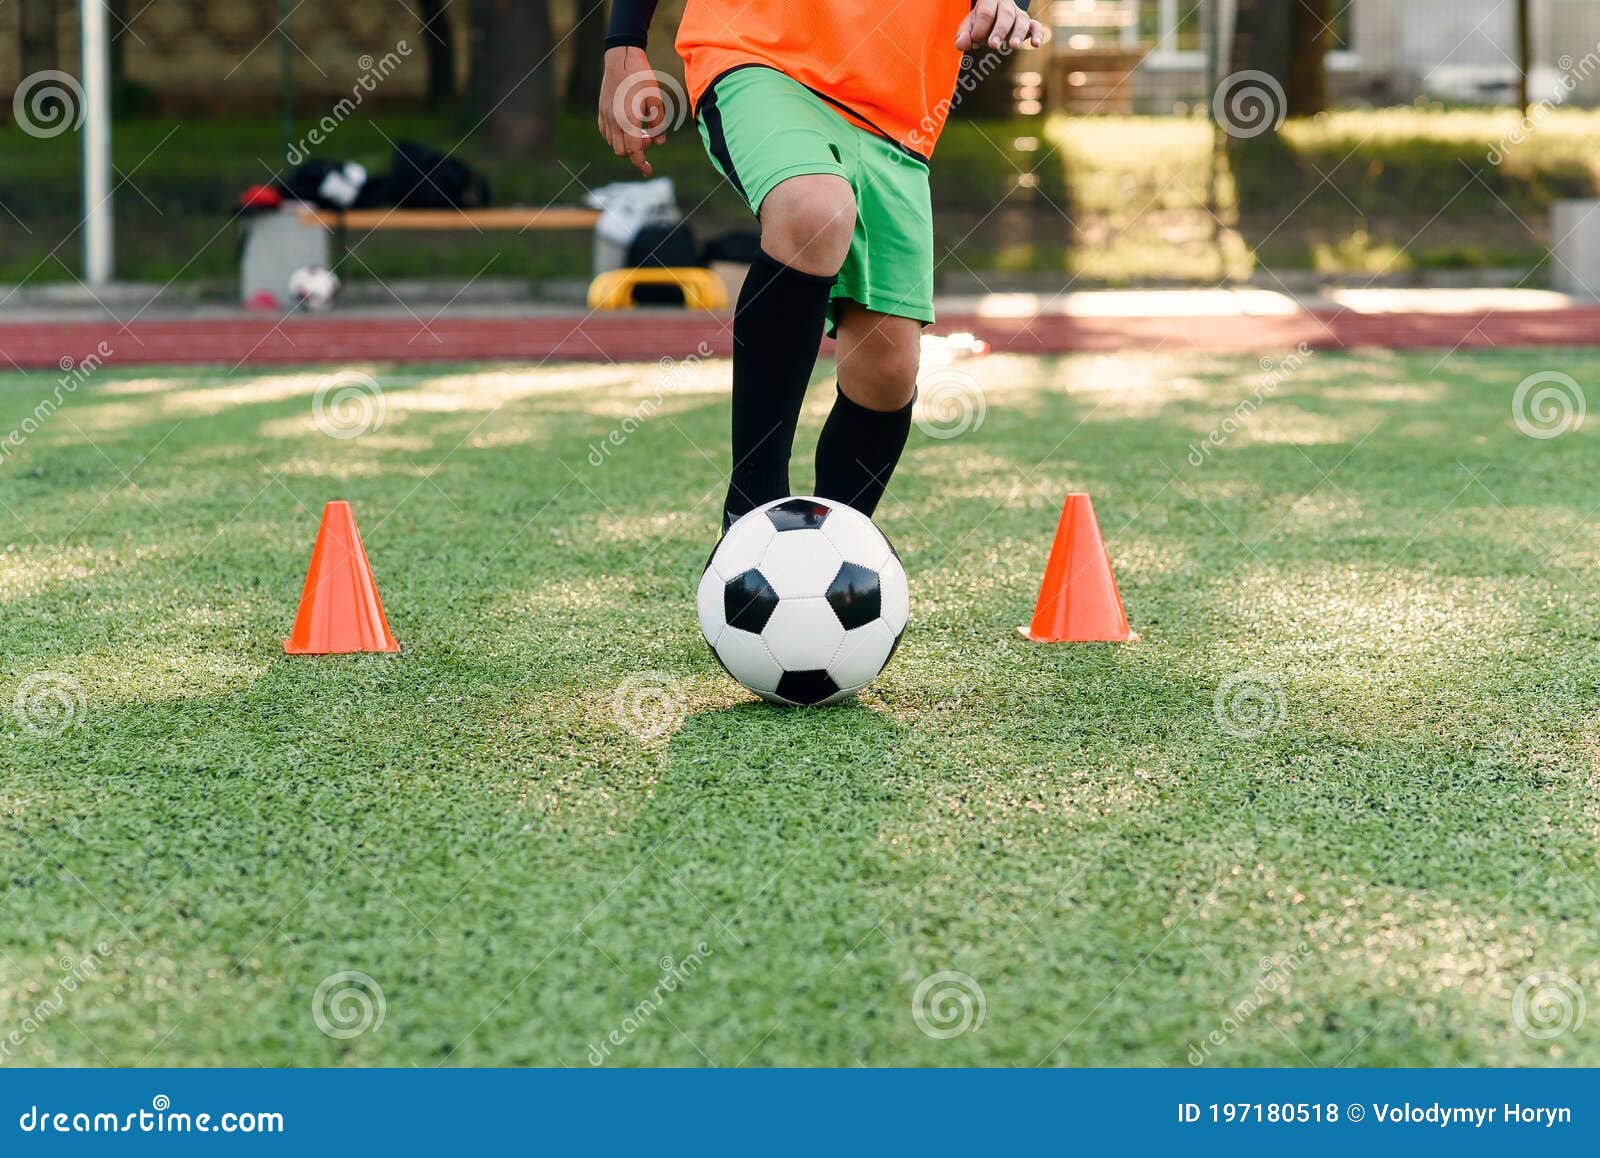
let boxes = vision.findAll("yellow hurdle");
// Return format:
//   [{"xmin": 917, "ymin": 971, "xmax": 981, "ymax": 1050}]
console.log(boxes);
[{"xmin": 587, "ymin": 267, "xmax": 730, "ymax": 311}]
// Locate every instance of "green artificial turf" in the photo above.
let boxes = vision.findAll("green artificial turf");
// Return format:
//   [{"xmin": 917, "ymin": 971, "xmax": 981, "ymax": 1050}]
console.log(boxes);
[{"xmin": 1, "ymin": 347, "xmax": 1597, "ymax": 1066}]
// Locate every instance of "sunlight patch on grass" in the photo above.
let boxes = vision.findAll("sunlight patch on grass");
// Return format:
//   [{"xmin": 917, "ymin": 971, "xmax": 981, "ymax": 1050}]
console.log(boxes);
[
  {"xmin": 490, "ymin": 574, "xmax": 664, "ymax": 626},
  {"xmin": 166, "ymin": 370, "xmax": 373, "ymax": 413},
  {"xmin": 900, "ymin": 449, "xmax": 1023, "ymax": 501},
  {"xmin": 0, "ymin": 545, "xmax": 102, "ymax": 600},
  {"xmin": 585, "ymin": 509, "xmax": 715, "ymax": 544},
  {"xmin": 1220, "ymin": 566, "xmax": 1527, "ymax": 655},
  {"xmin": 96, "ymin": 375, "xmax": 197, "ymax": 397},
  {"xmin": 1267, "ymin": 490, "xmax": 1368, "ymax": 533},
  {"xmin": 9, "ymin": 647, "xmax": 265, "ymax": 721},
  {"xmin": 1321, "ymin": 381, "xmax": 1448, "ymax": 405},
  {"xmin": 417, "ymin": 365, "xmax": 638, "ymax": 406},
  {"xmin": 1106, "ymin": 533, "xmax": 1192, "ymax": 578},
  {"xmin": 257, "ymin": 426, "xmax": 439, "ymax": 454},
  {"xmin": 1231, "ymin": 403, "xmax": 1381, "ymax": 447}
]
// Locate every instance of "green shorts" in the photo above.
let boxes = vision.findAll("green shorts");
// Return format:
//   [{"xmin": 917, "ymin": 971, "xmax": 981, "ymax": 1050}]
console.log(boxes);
[{"xmin": 696, "ymin": 66, "xmax": 935, "ymax": 330}]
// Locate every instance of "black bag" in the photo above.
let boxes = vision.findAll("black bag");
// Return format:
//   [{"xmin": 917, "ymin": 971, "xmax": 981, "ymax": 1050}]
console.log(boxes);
[
  {"xmin": 703, "ymin": 230, "xmax": 762, "ymax": 265},
  {"xmin": 276, "ymin": 160, "xmax": 346, "ymax": 208},
  {"xmin": 625, "ymin": 221, "xmax": 701, "ymax": 304},
  {"xmin": 626, "ymin": 221, "xmax": 700, "ymax": 268},
  {"xmin": 388, "ymin": 140, "xmax": 491, "ymax": 209}
]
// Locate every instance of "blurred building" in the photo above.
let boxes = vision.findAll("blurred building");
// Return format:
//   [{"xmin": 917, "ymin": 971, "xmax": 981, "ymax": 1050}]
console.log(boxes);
[
  {"xmin": 7, "ymin": 1, "xmax": 1600, "ymax": 116},
  {"xmin": 1050, "ymin": 0, "xmax": 1600, "ymax": 113},
  {"xmin": 0, "ymin": 0, "xmax": 640, "ymax": 112}
]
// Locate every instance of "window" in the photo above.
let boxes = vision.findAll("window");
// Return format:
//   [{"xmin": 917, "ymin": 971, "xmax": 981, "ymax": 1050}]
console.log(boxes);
[
  {"xmin": 1132, "ymin": 1, "xmax": 1354, "ymax": 62},
  {"xmin": 1137, "ymin": 0, "xmax": 1204, "ymax": 59},
  {"xmin": 1327, "ymin": 3, "xmax": 1354, "ymax": 53}
]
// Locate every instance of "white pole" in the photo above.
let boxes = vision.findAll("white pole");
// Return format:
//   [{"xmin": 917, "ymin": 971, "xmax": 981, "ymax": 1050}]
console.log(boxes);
[{"xmin": 81, "ymin": 0, "xmax": 114, "ymax": 286}]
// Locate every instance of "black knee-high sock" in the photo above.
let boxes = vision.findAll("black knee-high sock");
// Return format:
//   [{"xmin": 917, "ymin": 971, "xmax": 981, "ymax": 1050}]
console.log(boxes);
[
  {"xmin": 813, "ymin": 385, "xmax": 915, "ymax": 518},
  {"xmin": 723, "ymin": 250, "xmax": 835, "ymax": 526}
]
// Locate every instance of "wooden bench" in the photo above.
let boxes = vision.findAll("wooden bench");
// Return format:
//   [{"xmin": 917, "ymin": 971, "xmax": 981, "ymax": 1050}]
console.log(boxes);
[
  {"xmin": 298, "ymin": 206, "xmax": 601, "ymax": 270},
  {"xmin": 299, "ymin": 207, "xmax": 728, "ymax": 311},
  {"xmin": 298, "ymin": 207, "xmax": 601, "ymax": 232}
]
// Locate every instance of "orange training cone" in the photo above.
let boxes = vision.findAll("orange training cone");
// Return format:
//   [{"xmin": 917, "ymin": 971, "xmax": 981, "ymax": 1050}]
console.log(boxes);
[
  {"xmin": 283, "ymin": 500, "xmax": 401, "ymax": 655},
  {"xmin": 1017, "ymin": 493, "xmax": 1138, "ymax": 643}
]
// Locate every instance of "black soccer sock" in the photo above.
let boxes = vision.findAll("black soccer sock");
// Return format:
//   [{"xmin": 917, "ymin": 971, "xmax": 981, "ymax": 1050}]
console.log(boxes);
[
  {"xmin": 813, "ymin": 384, "xmax": 915, "ymax": 518},
  {"xmin": 723, "ymin": 250, "xmax": 836, "ymax": 527}
]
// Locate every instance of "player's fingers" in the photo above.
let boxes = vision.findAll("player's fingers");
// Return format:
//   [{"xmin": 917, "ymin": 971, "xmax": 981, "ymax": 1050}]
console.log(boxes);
[
  {"xmin": 1007, "ymin": 8, "xmax": 1029, "ymax": 48},
  {"xmin": 1028, "ymin": 19, "xmax": 1049, "ymax": 47},
  {"xmin": 989, "ymin": 6, "xmax": 1019, "ymax": 49},
  {"xmin": 969, "ymin": 0, "xmax": 1000, "ymax": 46},
  {"xmin": 955, "ymin": 11, "xmax": 977, "ymax": 49},
  {"xmin": 624, "ymin": 130, "xmax": 653, "ymax": 176}
]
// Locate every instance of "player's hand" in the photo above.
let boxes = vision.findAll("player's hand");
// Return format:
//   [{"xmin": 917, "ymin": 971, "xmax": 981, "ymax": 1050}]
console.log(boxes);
[
  {"xmin": 598, "ymin": 46, "xmax": 668, "ymax": 176},
  {"xmin": 956, "ymin": 0, "xmax": 1047, "ymax": 52}
]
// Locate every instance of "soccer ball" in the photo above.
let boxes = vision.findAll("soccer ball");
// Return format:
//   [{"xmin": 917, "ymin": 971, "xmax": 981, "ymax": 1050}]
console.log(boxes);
[
  {"xmin": 697, "ymin": 496, "xmax": 908, "ymax": 706},
  {"xmin": 288, "ymin": 265, "xmax": 341, "ymax": 311}
]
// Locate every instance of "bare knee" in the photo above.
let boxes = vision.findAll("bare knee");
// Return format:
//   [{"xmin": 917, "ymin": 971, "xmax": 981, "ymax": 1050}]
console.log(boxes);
[
  {"xmin": 835, "ymin": 310, "xmax": 920, "ymax": 410},
  {"xmin": 759, "ymin": 175, "xmax": 856, "ymax": 277}
]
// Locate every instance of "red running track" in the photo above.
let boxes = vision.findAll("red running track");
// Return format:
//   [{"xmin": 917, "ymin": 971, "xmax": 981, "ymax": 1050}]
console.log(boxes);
[{"xmin": 2, "ymin": 307, "xmax": 1598, "ymax": 369}]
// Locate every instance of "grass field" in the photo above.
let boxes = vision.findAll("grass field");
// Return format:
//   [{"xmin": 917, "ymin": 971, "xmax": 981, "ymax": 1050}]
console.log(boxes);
[{"xmin": 2, "ymin": 346, "xmax": 1597, "ymax": 1066}]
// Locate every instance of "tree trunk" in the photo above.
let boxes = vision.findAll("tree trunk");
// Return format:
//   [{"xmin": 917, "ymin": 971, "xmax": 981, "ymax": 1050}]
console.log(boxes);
[
  {"xmin": 420, "ymin": 0, "xmax": 456, "ymax": 108},
  {"xmin": 1229, "ymin": 0, "xmax": 1328, "ymax": 126},
  {"xmin": 564, "ymin": 0, "xmax": 608, "ymax": 114},
  {"xmin": 469, "ymin": 0, "xmax": 557, "ymax": 157},
  {"xmin": 1286, "ymin": 0, "xmax": 1329, "ymax": 116},
  {"xmin": 1515, "ymin": 0, "xmax": 1532, "ymax": 112},
  {"xmin": 20, "ymin": 0, "xmax": 59, "ymax": 78},
  {"xmin": 110, "ymin": 0, "xmax": 129, "ymax": 87}
]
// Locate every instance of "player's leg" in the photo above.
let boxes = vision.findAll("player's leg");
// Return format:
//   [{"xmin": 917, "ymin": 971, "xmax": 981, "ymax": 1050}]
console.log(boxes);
[
  {"xmin": 810, "ymin": 131, "xmax": 935, "ymax": 518},
  {"xmin": 758, "ymin": 174, "xmax": 855, "ymax": 275},
  {"xmin": 813, "ymin": 306, "xmax": 919, "ymax": 516},
  {"xmin": 721, "ymin": 174, "xmax": 855, "ymax": 525},
  {"xmin": 695, "ymin": 69, "xmax": 857, "ymax": 527}
]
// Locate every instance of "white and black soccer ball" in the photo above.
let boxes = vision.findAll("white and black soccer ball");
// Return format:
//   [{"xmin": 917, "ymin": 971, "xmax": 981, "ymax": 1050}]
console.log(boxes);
[
  {"xmin": 288, "ymin": 264, "xmax": 341, "ymax": 311},
  {"xmin": 698, "ymin": 497, "xmax": 908, "ymax": 706}
]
